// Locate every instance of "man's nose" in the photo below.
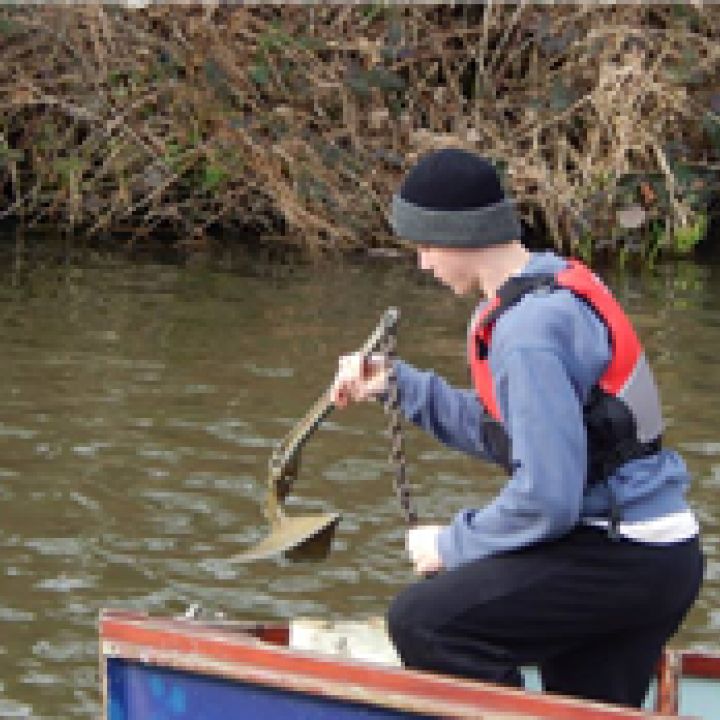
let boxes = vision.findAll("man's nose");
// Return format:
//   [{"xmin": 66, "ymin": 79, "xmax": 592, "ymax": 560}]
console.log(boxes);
[{"xmin": 418, "ymin": 249, "xmax": 431, "ymax": 271}]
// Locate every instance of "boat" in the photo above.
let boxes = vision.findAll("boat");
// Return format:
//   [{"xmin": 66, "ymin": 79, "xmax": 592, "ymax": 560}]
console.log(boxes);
[{"xmin": 99, "ymin": 609, "xmax": 719, "ymax": 719}]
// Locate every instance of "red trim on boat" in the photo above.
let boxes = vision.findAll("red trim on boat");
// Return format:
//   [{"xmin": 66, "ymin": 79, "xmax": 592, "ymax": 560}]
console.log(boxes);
[
  {"xmin": 100, "ymin": 611, "xmax": 678, "ymax": 720},
  {"xmin": 679, "ymin": 651, "xmax": 720, "ymax": 680},
  {"xmin": 654, "ymin": 651, "xmax": 680, "ymax": 715}
]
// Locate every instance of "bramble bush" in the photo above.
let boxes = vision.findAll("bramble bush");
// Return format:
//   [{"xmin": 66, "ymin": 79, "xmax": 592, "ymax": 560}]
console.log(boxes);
[{"xmin": 0, "ymin": 4, "xmax": 718, "ymax": 260}]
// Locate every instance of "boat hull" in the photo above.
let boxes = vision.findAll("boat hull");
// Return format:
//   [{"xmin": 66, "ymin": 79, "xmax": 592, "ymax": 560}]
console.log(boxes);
[{"xmin": 100, "ymin": 611, "xmax": 717, "ymax": 720}]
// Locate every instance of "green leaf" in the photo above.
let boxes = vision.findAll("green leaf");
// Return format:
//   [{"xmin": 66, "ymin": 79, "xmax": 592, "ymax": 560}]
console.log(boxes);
[
  {"xmin": 348, "ymin": 68, "xmax": 405, "ymax": 96},
  {"xmin": 0, "ymin": 144, "xmax": 23, "ymax": 164},
  {"xmin": 55, "ymin": 157, "xmax": 82, "ymax": 178},
  {"xmin": 346, "ymin": 74, "xmax": 371, "ymax": 96},
  {"xmin": 0, "ymin": 18, "xmax": 20, "ymax": 36},
  {"xmin": 249, "ymin": 63, "xmax": 270, "ymax": 86},
  {"xmin": 673, "ymin": 213, "xmax": 707, "ymax": 254},
  {"xmin": 387, "ymin": 19, "xmax": 403, "ymax": 46},
  {"xmin": 295, "ymin": 35, "xmax": 326, "ymax": 52},
  {"xmin": 702, "ymin": 112, "xmax": 720, "ymax": 151},
  {"xmin": 259, "ymin": 26, "xmax": 293, "ymax": 53},
  {"xmin": 368, "ymin": 67, "xmax": 406, "ymax": 93},
  {"xmin": 526, "ymin": 96, "xmax": 544, "ymax": 110},
  {"xmin": 201, "ymin": 164, "xmax": 228, "ymax": 192},
  {"xmin": 549, "ymin": 78, "xmax": 574, "ymax": 112},
  {"xmin": 361, "ymin": 3, "xmax": 386, "ymax": 23},
  {"xmin": 204, "ymin": 59, "xmax": 228, "ymax": 88},
  {"xmin": 672, "ymin": 3, "xmax": 696, "ymax": 20}
]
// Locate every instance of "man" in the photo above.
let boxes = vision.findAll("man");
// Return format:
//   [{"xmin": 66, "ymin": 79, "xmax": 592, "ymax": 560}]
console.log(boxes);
[{"xmin": 331, "ymin": 148, "xmax": 703, "ymax": 708}]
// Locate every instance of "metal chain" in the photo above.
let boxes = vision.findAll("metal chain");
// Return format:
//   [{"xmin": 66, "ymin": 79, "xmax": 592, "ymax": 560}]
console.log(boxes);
[{"xmin": 382, "ymin": 317, "xmax": 417, "ymax": 527}]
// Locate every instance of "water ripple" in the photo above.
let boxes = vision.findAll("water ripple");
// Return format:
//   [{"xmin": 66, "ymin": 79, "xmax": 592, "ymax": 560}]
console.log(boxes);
[{"xmin": 0, "ymin": 255, "xmax": 718, "ymax": 719}]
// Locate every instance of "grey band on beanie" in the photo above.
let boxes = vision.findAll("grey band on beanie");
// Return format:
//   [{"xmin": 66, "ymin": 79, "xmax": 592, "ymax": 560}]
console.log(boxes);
[{"xmin": 390, "ymin": 194, "xmax": 522, "ymax": 248}]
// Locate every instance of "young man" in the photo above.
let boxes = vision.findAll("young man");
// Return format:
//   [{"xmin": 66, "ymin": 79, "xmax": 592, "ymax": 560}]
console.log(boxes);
[{"xmin": 331, "ymin": 148, "xmax": 703, "ymax": 708}]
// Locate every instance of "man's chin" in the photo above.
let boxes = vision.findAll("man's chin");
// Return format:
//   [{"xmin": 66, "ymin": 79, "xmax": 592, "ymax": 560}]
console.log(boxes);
[
  {"xmin": 452, "ymin": 281, "xmax": 472, "ymax": 296},
  {"xmin": 434, "ymin": 275, "xmax": 468, "ymax": 296}
]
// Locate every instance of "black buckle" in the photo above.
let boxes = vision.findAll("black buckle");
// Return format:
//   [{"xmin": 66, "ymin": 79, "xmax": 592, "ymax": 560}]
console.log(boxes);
[{"xmin": 475, "ymin": 335, "xmax": 488, "ymax": 360}]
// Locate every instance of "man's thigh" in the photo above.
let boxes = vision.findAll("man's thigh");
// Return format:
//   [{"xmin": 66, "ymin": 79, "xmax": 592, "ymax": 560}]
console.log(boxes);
[
  {"xmin": 392, "ymin": 528, "xmax": 701, "ymax": 665},
  {"xmin": 540, "ymin": 611, "xmax": 688, "ymax": 707}
]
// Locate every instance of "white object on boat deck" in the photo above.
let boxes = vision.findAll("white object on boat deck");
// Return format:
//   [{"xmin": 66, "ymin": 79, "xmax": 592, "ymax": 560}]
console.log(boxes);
[{"xmin": 290, "ymin": 617, "xmax": 402, "ymax": 667}]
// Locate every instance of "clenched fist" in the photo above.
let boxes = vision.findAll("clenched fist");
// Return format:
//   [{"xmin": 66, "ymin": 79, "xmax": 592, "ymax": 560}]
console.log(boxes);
[
  {"xmin": 406, "ymin": 524, "xmax": 445, "ymax": 575},
  {"xmin": 331, "ymin": 352, "xmax": 390, "ymax": 408}
]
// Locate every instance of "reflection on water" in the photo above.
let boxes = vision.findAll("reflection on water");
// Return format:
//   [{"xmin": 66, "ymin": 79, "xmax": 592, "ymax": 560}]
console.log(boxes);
[{"xmin": 0, "ymin": 239, "xmax": 718, "ymax": 718}]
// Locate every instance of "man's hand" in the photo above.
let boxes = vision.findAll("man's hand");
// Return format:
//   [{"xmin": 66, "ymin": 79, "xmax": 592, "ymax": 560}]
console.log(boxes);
[
  {"xmin": 331, "ymin": 352, "xmax": 389, "ymax": 408},
  {"xmin": 406, "ymin": 524, "xmax": 444, "ymax": 575}
]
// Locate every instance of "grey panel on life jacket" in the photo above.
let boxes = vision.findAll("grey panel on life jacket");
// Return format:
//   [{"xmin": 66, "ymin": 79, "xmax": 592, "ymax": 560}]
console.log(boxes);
[{"xmin": 617, "ymin": 352, "xmax": 664, "ymax": 443}]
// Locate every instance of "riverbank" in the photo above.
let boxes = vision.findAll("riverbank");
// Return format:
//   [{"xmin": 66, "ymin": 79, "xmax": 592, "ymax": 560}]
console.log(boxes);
[{"xmin": 1, "ymin": 5, "xmax": 719, "ymax": 262}]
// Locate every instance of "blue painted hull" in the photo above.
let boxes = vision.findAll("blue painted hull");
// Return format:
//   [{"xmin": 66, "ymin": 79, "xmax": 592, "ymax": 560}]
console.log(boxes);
[{"xmin": 108, "ymin": 658, "xmax": 433, "ymax": 720}]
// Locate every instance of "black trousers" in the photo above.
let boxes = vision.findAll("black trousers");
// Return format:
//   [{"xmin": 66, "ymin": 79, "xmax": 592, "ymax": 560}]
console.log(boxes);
[{"xmin": 387, "ymin": 526, "xmax": 703, "ymax": 708}]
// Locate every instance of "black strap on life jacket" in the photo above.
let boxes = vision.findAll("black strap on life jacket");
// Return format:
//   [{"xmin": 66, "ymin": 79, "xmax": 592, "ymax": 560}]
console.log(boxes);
[
  {"xmin": 584, "ymin": 386, "xmax": 663, "ymax": 485},
  {"xmin": 475, "ymin": 274, "xmax": 556, "ymax": 361}
]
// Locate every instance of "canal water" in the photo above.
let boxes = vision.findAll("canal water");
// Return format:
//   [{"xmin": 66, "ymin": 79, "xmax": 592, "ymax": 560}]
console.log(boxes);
[{"xmin": 0, "ymin": 239, "xmax": 718, "ymax": 718}]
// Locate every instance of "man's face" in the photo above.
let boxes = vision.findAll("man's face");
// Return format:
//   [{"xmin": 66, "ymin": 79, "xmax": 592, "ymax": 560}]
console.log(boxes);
[{"xmin": 416, "ymin": 245, "xmax": 477, "ymax": 296}]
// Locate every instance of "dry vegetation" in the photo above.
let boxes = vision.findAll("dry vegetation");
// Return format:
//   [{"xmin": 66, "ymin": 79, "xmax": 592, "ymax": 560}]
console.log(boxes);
[{"xmin": 0, "ymin": 4, "xmax": 718, "ymax": 260}]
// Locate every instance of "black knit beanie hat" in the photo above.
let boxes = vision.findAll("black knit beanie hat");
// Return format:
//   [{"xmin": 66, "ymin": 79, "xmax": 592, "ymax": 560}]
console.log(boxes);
[{"xmin": 390, "ymin": 148, "xmax": 521, "ymax": 248}]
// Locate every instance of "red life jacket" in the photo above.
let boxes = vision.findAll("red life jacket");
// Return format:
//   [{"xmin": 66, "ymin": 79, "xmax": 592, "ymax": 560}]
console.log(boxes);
[{"xmin": 467, "ymin": 259, "xmax": 663, "ymax": 492}]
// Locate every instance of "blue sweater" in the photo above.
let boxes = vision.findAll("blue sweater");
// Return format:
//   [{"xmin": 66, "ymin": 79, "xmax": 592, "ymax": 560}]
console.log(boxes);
[{"xmin": 396, "ymin": 252, "xmax": 694, "ymax": 570}]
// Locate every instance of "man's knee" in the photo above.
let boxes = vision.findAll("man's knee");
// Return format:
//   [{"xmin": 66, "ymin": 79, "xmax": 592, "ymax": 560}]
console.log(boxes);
[
  {"xmin": 386, "ymin": 587, "xmax": 418, "ymax": 647},
  {"xmin": 386, "ymin": 584, "xmax": 438, "ymax": 661}
]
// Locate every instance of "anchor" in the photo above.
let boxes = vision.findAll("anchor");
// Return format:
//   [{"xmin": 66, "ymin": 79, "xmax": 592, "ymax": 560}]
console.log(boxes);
[{"xmin": 231, "ymin": 307, "xmax": 414, "ymax": 563}]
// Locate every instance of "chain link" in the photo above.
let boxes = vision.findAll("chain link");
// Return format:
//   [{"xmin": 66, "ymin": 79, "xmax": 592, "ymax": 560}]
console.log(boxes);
[{"xmin": 382, "ymin": 318, "xmax": 417, "ymax": 527}]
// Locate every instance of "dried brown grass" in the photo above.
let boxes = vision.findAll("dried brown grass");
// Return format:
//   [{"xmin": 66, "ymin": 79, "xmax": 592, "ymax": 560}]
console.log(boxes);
[{"xmin": 0, "ymin": 4, "xmax": 718, "ymax": 259}]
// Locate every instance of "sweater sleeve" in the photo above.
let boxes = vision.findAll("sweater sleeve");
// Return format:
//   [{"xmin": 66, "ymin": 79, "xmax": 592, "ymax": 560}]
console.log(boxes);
[
  {"xmin": 394, "ymin": 359, "xmax": 492, "ymax": 461},
  {"xmin": 436, "ymin": 345, "xmax": 587, "ymax": 569}
]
